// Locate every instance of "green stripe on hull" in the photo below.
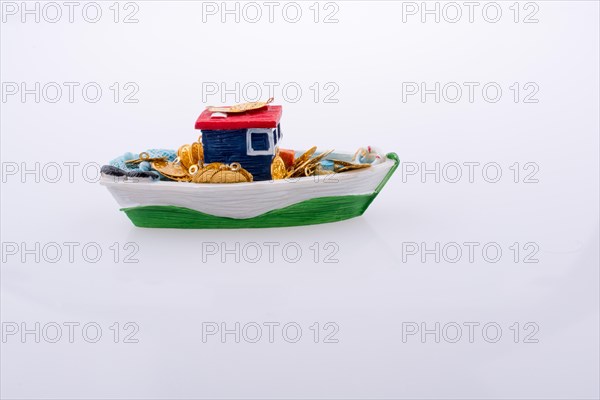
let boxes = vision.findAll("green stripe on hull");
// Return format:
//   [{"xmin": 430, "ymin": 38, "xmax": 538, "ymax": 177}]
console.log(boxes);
[
  {"xmin": 122, "ymin": 194, "xmax": 375, "ymax": 229},
  {"xmin": 121, "ymin": 152, "xmax": 399, "ymax": 229}
]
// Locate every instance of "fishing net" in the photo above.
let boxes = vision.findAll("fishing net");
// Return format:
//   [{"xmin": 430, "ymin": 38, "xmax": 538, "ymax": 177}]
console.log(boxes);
[{"xmin": 108, "ymin": 149, "xmax": 177, "ymax": 180}]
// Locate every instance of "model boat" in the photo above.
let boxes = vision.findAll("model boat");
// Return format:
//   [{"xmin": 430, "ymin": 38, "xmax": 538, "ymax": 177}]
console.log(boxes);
[{"xmin": 100, "ymin": 100, "xmax": 398, "ymax": 228}]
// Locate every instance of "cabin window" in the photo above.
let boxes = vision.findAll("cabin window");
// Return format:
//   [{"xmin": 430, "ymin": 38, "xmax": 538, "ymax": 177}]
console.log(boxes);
[
  {"xmin": 273, "ymin": 124, "xmax": 282, "ymax": 144},
  {"xmin": 251, "ymin": 132, "xmax": 270, "ymax": 150},
  {"xmin": 246, "ymin": 128, "xmax": 275, "ymax": 156}
]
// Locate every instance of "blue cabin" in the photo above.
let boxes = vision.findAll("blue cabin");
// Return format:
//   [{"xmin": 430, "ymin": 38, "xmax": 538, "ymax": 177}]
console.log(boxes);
[{"xmin": 195, "ymin": 105, "xmax": 283, "ymax": 181}]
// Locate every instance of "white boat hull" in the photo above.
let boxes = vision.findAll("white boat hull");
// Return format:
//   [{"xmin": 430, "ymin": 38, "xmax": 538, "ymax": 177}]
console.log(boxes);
[{"xmin": 101, "ymin": 153, "xmax": 397, "ymax": 219}]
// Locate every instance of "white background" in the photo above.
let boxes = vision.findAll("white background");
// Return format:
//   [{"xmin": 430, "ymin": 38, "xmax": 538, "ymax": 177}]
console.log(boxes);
[{"xmin": 1, "ymin": 1, "xmax": 599, "ymax": 399}]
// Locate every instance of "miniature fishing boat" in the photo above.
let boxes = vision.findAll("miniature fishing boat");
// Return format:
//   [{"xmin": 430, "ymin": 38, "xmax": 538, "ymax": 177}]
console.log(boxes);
[{"xmin": 100, "ymin": 100, "xmax": 398, "ymax": 228}]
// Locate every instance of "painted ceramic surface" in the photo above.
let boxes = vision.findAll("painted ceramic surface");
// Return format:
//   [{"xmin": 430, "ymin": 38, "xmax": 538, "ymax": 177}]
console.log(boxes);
[{"xmin": 101, "ymin": 152, "xmax": 399, "ymax": 228}]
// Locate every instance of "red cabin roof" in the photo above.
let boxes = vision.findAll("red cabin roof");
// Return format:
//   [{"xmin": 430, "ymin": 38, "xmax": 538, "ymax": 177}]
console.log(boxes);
[{"xmin": 195, "ymin": 105, "xmax": 283, "ymax": 130}]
